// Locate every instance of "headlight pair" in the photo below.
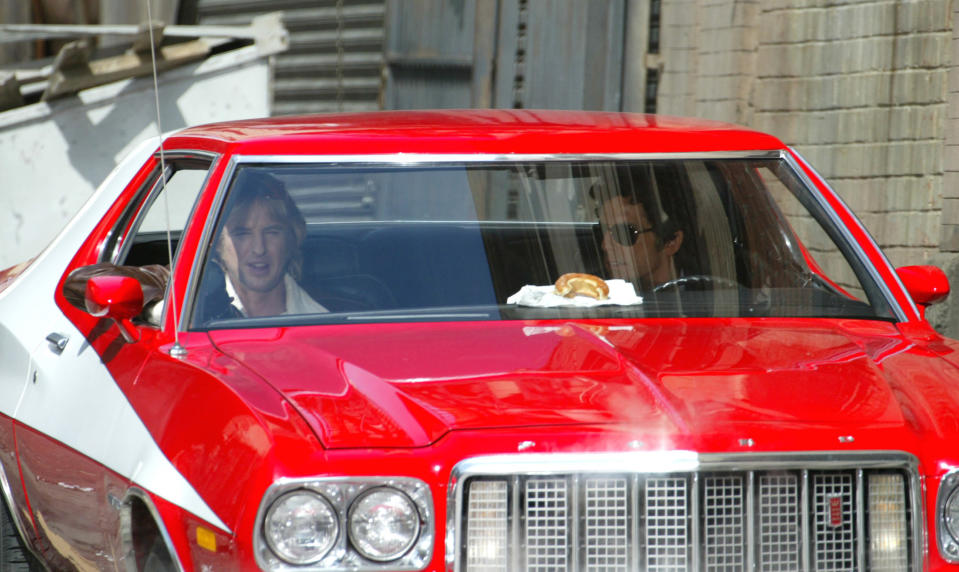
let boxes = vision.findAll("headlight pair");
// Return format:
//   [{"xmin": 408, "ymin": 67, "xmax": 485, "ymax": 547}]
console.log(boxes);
[{"xmin": 256, "ymin": 478, "xmax": 433, "ymax": 571}]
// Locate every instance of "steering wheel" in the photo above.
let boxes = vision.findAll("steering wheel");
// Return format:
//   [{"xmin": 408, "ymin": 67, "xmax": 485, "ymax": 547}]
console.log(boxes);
[{"xmin": 653, "ymin": 274, "xmax": 741, "ymax": 293}]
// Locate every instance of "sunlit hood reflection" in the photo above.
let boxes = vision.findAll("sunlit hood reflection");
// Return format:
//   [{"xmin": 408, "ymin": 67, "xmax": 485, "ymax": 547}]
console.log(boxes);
[{"xmin": 209, "ymin": 319, "xmax": 927, "ymax": 449}]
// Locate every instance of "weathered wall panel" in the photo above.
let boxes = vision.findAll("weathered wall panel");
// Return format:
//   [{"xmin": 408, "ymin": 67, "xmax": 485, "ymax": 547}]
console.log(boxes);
[
  {"xmin": 197, "ymin": 0, "xmax": 385, "ymax": 114},
  {"xmin": 657, "ymin": 0, "xmax": 953, "ymax": 331},
  {"xmin": 383, "ymin": 0, "xmax": 475, "ymax": 109},
  {"xmin": 659, "ymin": 0, "xmax": 949, "ymax": 262},
  {"xmin": 496, "ymin": 0, "xmax": 625, "ymax": 110},
  {"xmin": 0, "ymin": 48, "xmax": 272, "ymax": 268}
]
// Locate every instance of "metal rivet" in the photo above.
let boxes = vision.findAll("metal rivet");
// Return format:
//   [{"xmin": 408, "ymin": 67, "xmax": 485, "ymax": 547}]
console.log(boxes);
[
  {"xmin": 948, "ymin": 542, "xmax": 958, "ymax": 554},
  {"xmin": 738, "ymin": 438, "xmax": 754, "ymax": 447},
  {"xmin": 839, "ymin": 435, "xmax": 855, "ymax": 443},
  {"xmin": 628, "ymin": 440, "xmax": 643, "ymax": 449},
  {"xmin": 517, "ymin": 440, "xmax": 535, "ymax": 451}
]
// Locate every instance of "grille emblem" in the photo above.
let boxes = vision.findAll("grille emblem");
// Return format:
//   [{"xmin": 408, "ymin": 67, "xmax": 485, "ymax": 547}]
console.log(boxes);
[{"xmin": 827, "ymin": 494, "xmax": 844, "ymax": 528}]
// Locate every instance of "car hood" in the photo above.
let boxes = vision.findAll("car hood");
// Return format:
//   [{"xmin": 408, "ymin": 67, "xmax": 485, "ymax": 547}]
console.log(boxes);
[{"xmin": 208, "ymin": 319, "xmax": 941, "ymax": 450}]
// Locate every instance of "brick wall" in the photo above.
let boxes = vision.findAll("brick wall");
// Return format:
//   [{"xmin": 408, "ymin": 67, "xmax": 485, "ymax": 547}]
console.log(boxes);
[
  {"xmin": 657, "ymin": 0, "xmax": 760, "ymax": 123},
  {"xmin": 658, "ymin": 0, "xmax": 956, "ymax": 331},
  {"xmin": 944, "ymin": 0, "xmax": 959, "ymax": 251},
  {"xmin": 655, "ymin": 0, "xmax": 701, "ymax": 117}
]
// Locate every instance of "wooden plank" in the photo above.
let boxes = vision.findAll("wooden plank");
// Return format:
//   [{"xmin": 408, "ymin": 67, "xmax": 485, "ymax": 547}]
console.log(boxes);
[{"xmin": 41, "ymin": 39, "xmax": 210, "ymax": 101}]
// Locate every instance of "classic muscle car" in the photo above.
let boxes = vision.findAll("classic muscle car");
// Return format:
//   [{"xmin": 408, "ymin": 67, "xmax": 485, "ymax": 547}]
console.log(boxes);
[{"xmin": 0, "ymin": 109, "xmax": 955, "ymax": 571}]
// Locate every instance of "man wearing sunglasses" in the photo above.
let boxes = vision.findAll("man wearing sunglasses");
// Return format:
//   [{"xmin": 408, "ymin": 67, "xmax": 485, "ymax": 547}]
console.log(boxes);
[{"xmin": 596, "ymin": 185, "xmax": 685, "ymax": 293}]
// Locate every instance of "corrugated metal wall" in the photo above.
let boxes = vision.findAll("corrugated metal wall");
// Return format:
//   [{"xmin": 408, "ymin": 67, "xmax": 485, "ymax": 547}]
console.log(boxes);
[
  {"xmin": 494, "ymin": 0, "xmax": 625, "ymax": 110},
  {"xmin": 193, "ymin": 0, "xmax": 630, "ymax": 115},
  {"xmin": 383, "ymin": 0, "xmax": 478, "ymax": 109},
  {"xmin": 196, "ymin": 0, "xmax": 385, "ymax": 115},
  {"xmin": 382, "ymin": 0, "xmax": 627, "ymax": 111}
]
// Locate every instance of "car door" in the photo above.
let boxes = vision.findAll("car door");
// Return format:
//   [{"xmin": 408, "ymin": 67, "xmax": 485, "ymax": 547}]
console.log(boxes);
[{"xmin": 15, "ymin": 153, "xmax": 216, "ymax": 569}]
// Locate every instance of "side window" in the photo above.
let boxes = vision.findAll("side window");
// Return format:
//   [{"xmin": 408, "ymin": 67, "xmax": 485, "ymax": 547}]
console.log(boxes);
[{"xmin": 110, "ymin": 158, "xmax": 212, "ymax": 267}]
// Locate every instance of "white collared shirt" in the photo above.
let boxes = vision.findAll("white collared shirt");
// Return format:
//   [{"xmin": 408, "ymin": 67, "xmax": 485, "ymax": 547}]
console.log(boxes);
[{"xmin": 224, "ymin": 273, "xmax": 327, "ymax": 316}]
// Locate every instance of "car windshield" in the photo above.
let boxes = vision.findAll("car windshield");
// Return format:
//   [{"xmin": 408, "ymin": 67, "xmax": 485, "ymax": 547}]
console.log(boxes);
[{"xmin": 189, "ymin": 156, "xmax": 896, "ymax": 328}]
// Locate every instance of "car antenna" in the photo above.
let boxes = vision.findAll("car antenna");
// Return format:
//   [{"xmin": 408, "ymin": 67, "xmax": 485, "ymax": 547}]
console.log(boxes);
[{"xmin": 145, "ymin": 0, "xmax": 185, "ymax": 358}]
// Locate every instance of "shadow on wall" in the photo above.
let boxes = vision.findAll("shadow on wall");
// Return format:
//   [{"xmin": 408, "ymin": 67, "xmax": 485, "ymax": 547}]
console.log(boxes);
[
  {"xmin": 0, "ymin": 78, "xmax": 189, "ymax": 269},
  {"xmin": 51, "ymin": 78, "xmax": 191, "ymax": 190}
]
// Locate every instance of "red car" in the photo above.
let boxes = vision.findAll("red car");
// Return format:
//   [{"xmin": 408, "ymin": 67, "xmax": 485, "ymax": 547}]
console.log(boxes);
[{"xmin": 0, "ymin": 109, "xmax": 954, "ymax": 571}]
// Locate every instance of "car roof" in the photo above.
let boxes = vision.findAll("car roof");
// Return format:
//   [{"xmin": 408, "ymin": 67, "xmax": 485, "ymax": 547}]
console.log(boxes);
[{"xmin": 167, "ymin": 109, "xmax": 787, "ymax": 156}]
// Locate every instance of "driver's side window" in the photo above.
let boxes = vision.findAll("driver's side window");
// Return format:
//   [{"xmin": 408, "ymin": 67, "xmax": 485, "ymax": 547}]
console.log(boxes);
[
  {"xmin": 86, "ymin": 156, "xmax": 213, "ymax": 325},
  {"xmin": 62, "ymin": 156, "xmax": 214, "ymax": 327},
  {"xmin": 110, "ymin": 158, "xmax": 212, "ymax": 268}
]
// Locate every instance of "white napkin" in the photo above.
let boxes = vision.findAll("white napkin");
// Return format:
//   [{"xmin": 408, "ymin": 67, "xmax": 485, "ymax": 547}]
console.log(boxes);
[{"xmin": 507, "ymin": 279, "xmax": 643, "ymax": 307}]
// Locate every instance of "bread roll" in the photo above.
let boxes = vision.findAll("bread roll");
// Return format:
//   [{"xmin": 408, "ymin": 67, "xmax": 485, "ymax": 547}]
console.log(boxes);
[{"xmin": 554, "ymin": 273, "xmax": 609, "ymax": 300}]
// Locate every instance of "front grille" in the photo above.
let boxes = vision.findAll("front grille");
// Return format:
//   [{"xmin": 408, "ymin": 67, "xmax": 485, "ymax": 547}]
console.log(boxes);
[{"xmin": 449, "ymin": 452, "xmax": 919, "ymax": 572}]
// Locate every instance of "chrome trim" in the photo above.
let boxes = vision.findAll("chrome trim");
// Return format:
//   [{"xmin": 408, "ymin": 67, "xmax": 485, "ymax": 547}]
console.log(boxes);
[
  {"xmin": 785, "ymin": 148, "xmax": 911, "ymax": 322},
  {"xmin": 153, "ymin": 150, "xmax": 218, "ymax": 162},
  {"xmin": 44, "ymin": 332, "xmax": 68, "ymax": 355},
  {"xmin": 630, "ymin": 475, "xmax": 641, "ymax": 570},
  {"xmin": 450, "ymin": 450, "xmax": 921, "ymax": 477},
  {"xmin": 159, "ymin": 154, "xmax": 220, "ymax": 330},
  {"xmin": 510, "ymin": 475, "xmax": 521, "ymax": 572},
  {"xmin": 801, "ymin": 469, "xmax": 810, "ymax": 572},
  {"xmin": 179, "ymin": 155, "xmax": 237, "ymax": 330},
  {"xmin": 241, "ymin": 150, "xmax": 793, "ymax": 164},
  {"xmin": 107, "ymin": 163, "xmax": 164, "ymax": 265},
  {"xmin": 114, "ymin": 154, "xmax": 217, "ymax": 267},
  {"xmin": 746, "ymin": 471, "xmax": 755, "ymax": 571},
  {"xmin": 447, "ymin": 451, "xmax": 922, "ymax": 572},
  {"xmin": 160, "ymin": 152, "xmax": 221, "ymax": 328},
  {"xmin": 916, "ymin": 470, "xmax": 929, "ymax": 570},
  {"xmin": 453, "ymin": 450, "xmax": 700, "ymax": 477},
  {"xmin": 856, "ymin": 469, "xmax": 866, "ymax": 572},
  {"xmin": 444, "ymin": 471, "xmax": 459, "ymax": 572},
  {"xmin": 120, "ymin": 487, "xmax": 185, "ymax": 572},
  {"xmin": 689, "ymin": 472, "xmax": 700, "ymax": 571},
  {"xmin": 227, "ymin": 150, "xmax": 785, "ymax": 165},
  {"xmin": 936, "ymin": 469, "xmax": 959, "ymax": 561},
  {"xmin": 570, "ymin": 474, "xmax": 580, "ymax": 572},
  {"xmin": 254, "ymin": 476, "xmax": 434, "ymax": 572}
]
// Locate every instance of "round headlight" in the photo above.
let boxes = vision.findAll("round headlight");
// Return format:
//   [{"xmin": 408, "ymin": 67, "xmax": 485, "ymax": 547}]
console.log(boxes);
[
  {"xmin": 264, "ymin": 490, "xmax": 339, "ymax": 565},
  {"xmin": 348, "ymin": 488, "xmax": 421, "ymax": 561},
  {"xmin": 946, "ymin": 487, "xmax": 959, "ymax": 542}
]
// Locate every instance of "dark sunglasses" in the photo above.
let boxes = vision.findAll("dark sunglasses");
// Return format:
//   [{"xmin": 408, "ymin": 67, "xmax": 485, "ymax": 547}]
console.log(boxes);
[{"xmin": 601, "ymin": 222, "xmax": 655, "ymax": 246}]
